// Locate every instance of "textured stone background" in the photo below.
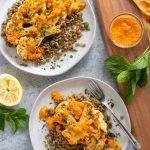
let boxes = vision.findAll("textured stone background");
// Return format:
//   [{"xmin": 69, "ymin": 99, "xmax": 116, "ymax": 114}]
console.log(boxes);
[{"xmin": 0, "ymin": 0, "xmax": 133, "ymax": 149}]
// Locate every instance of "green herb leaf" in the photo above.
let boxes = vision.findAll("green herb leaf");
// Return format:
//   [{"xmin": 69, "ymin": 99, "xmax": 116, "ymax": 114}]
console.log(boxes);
[
  {"xmin": 20, "ymin": 63, "xmax": 28, "ymax": 67},
  {"xmin": 12, "ymin": 108, "xmax": 26, "ymax": 116},
  {"xmin": 43, "ymin": 9, "xmax": 48, "ymax": 14},
  {"xmin": 137, "ymin": 68, "xmax": 149, "ymax": 87},
  {"xmin": 0, "ymin": 104, "xmax": 14, "ymax": 114},
  {"xmin": 0, "ymin": 114, "xmax": 5, "ymax": 131},
  {"xmin": 135, "ymin": 70, "xmax": 142, "ymax": 82},
  {"xmin": 70, "ymin": 48, "xmax": 78, "ymax": 52},
  {"xmin": 16, "ymin": 119, "xmax": 28, "ymax": 128},
  {"xmin": 70, "ymin": 55, "xmax": 73, "ymax": 58},
  {"xmin": 7, "ymin": 116, "xmax": 17, "ymax": 133},
  {"xmin": 60, "ymin": 125, "xmax": 66, "ymax": 130},
  {"xmin": 129, "ymin": 51, "xmax": 150, "ymax": 70},
  {"xmin": 124, "ymin": 80, "xmax": 136, "ymax": 102},
  {"xmin": 83, "ymin": 22, "xmax": 90, "ymax": 31},
  {"xmin": 104, "ymin": 55, "xmax": 130, "ymax": 74},
  {"xmin": 117, "ymin": 70, "xmax": 130, "ymax": 83},
  {"xmin": 149, "ymin": 53, "xmax": 150, "ymax": 64}
]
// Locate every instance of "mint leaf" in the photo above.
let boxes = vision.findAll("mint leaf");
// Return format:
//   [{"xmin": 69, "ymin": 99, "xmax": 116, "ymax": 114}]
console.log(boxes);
[
  {"xmin": 135, "ymin": 70, "xmax": 142, "ymax": 82},
  {"xmin": 16, "ymin": 119, "xmax": 28, "ymax": 128},
  {"xmin": 7, "ymin": 116, "xmax": 17, "ymax": 133},
  {"xmin": 129, "ymin": 51, "xmax": 150, "ymax": 70},
  {"xmin": 0, "ymin": 104, "xmax": 14, "ymax": 114},
  {"xmin": 104, "ymin": 55, "xmax": 130, "ymax": 74},
  {"xmin": 124, "ymin": 80, "xmax": 136, "ymax": 102},
  {"xmin": 0, "ymin": 114, "xmax": 5, "ymax": 131},
  {"xmin": 137, "ymin": 68, "xmax": 149, "ymax": 87},
  {"xmin": 117, "ymin": 71, "xmax": 130, "ymax": 83},
  {"xmin": 149, "ymin": 53, "xmax": 150, "ymax": 64},
  {"xmin": 12, "ymin": 108, "xmax": 26, "ymax": 115}
]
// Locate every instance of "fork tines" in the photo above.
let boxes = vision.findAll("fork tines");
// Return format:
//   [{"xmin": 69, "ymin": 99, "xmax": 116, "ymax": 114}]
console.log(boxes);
[{"xmin": 88, "ymin": 80, "xmax": 105, "ymax": 100}]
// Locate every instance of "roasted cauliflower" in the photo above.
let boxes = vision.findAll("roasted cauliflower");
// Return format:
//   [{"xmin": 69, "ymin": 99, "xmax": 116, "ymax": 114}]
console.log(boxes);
[
  {"xmin": 5, "ymin": 0, "xmax": 86, "ymax": 60},
  {"xmin": 44, "ymin": 98, "xmax": 107, "ymax": 149}
]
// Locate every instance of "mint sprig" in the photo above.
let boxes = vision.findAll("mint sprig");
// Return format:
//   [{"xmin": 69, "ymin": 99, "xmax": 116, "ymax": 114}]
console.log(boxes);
[{"xmin": 0, "ymin": 104, "xmax": 29, "ymax": 133}]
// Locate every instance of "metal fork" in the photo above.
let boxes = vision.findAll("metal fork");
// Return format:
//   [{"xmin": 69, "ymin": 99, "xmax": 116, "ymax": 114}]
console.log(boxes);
[{"xmin": 88, "ymin": 80, "xmax": 141, "ymax": 150}]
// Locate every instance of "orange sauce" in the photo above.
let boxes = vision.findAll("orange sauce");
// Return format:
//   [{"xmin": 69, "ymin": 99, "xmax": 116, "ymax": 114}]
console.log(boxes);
[{"xmin": 110, "ymin": 14, "xmax": 142, "ymax": 47}]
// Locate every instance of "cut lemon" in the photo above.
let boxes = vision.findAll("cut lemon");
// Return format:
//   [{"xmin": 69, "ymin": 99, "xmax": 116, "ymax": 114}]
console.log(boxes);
[{"xmin": 0, "ymin": 74, "xmax": 23, "ymax": 106}]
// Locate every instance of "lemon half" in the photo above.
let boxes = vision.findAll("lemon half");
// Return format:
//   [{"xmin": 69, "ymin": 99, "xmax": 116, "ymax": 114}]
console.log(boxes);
[{"xmin": 0, "ymin": 74, "xmax": 23, "ymax": 106}]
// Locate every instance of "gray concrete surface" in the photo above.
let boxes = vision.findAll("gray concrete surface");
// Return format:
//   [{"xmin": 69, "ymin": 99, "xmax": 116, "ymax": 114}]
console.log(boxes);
[{"xmin": 0, "ymin": 0, "xmax": 133, "ymax": 149}]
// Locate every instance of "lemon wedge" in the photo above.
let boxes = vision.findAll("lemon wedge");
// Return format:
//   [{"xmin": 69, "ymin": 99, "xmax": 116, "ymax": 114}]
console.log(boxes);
[{"xmin": 0, "ymin": 74, "xmax": 23, "ymax": 106}]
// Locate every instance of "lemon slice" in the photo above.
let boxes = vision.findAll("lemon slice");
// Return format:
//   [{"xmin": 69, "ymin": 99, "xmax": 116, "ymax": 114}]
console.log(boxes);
[{"xmin": 0, "ymin": 74, "xmax": 23, "ymax": 106}]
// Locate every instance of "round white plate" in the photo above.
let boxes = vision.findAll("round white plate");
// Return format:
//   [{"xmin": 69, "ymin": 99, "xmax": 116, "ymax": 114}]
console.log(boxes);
[
  {"xmin": 0, "ymin": 0, "xmax": 96, "ymax": 76},
  {"xmin": 29, "ymin": 77, "xmax": 131, "ymax": 150}
]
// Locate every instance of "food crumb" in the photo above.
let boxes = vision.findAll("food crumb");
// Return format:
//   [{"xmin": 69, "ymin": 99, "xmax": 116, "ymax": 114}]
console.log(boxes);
[
  {"xmin": 108, "ymin": 99, "xmax": 114, "ymax": 108},
  {"xmin": 120, "ymin": 116, "xmax": 124, "ymax": 120}
]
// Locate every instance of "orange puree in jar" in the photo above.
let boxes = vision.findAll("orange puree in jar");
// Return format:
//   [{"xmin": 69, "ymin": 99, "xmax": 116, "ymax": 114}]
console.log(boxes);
[{"xmin": 110, "ymin": 14, "xmax": 142, "ymax": 47}]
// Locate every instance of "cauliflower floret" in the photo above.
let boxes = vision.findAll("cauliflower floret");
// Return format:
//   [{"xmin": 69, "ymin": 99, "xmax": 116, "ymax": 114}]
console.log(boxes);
[
  {"xmin": 17, "ymin": 36, "xmax": 43, "ymax": 60},
  {"xmin": 52, "ymin": 99, "xmax": 107, "ymax": 149},
  {"xmin": 5, "ymin": 22, "xmax": 23, "ymax": 45},
  {"xmin": 72, "ymin": 2, "xmax": 86, "ymax": 11},
  {"xmin": 93, "ymin": 110, "xmax": 107, "ymax": 133},
  {"xmin": 85, "ymin": 139, "xmax": 105, "ymax": 150}
]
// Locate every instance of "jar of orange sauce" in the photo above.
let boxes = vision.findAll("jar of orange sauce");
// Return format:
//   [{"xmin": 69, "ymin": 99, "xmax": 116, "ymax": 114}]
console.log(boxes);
[{"xmin": 109, "ymin": 13, "xmax": 144, "ymax": 48}]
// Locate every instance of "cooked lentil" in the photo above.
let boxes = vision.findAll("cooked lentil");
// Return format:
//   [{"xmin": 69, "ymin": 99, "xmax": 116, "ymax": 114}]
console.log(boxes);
[{"xmin": 75, "ymin": 43, "xmax": 86, "ymax": 47}]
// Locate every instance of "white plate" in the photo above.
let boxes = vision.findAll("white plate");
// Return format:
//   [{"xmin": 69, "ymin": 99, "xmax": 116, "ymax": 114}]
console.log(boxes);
[
  {"xmin": 0, "ymin": 0, "xmax": 96, "ymax": 76},
  {"xmin": 29, "ymin": 77, "xmax": 131, "ymax": 150}
]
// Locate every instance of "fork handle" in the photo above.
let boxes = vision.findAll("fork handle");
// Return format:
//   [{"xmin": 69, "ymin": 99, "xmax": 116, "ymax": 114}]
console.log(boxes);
[{"xmin": 106, "ymin": 106, "xmax": 141, "ymax": 150}]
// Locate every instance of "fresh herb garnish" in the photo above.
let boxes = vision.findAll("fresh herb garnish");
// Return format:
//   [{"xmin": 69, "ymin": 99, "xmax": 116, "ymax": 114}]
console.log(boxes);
[
  {"xmin": 20, "ymin": 63, "xmax": 28, "ymax": 67},
  {"xmin": 70, "ymin": 55, "xmax": 73, "ymax": 58},
  {"xmin": 57, "ymin": 65, "xmax": 61, "ymax": 68},
  {"xmin": 104, "ymin": 24, "xmax": 150, "ymax": 102},
  {"xmin": 70, "ymin": 48, "xmax": 78, "ymax": 52},
  {"xmin": 115, "ymin": 123, "xmax": 120, "ymax": 127},
  {"xmin": 0, "ymin": 104, "xmax": 29, "ymax": 133},
  {"xmin": 43, "ymin": 9, "xmax": 48, "ymax": 14},
  {"xmin": 14, "ymin": 28, "xmax": 21, "ymax": 32},
  {"xmin": 60, "ymin": 125, "xmax": 66, "ymax": 130},
  {"xmin": 116, "ymin": 132, "xmax": 121, "ymax": 137},
  {"xmin": 83, "ymin": 22, "xmax": 90, "ymax": 31}
]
